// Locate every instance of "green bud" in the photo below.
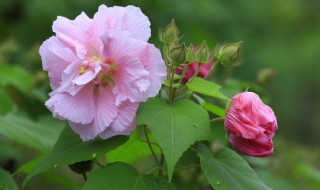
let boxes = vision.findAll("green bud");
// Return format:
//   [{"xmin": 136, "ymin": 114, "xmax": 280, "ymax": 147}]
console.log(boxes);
[
  {"xmin": 214, "ymin": 41, "xmax": 242, "ymax": 66},
  {"xmin": 195, "ymin": 40, "xmax": 212, "ymax": 64},
  {"xmin": 69, "ymin": 160, "xmax": 94, "ymax": 174},
  {"xmin": 162, "ymin": 19, "xmax": 179, "ymax": 44},
  {"xmin": 170, "ymin": 43, "xmax": 187, "ymax": 66},
  {"xmin": 186, "ymin": 44, "xmax": 196, "ymax": 63},
  {"xmin": 257, "ymin": 68, "xmax": 277, "ymax": 84}
]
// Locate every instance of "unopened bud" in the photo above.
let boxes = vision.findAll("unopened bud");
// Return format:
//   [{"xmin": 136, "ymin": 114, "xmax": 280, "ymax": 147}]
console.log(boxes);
[
  {"xmin": 257, "ymin": 68, "xmax": 277, "ymax": 84},
  {"xmin": 162, "ymin": 19, "xmax": 179, "ymax": 45},
  {"xmin": 69, "ymin": 160, "xmax": 94, "ymax": 174},
  {"xmin": 195, "ymin": 41, "xmax": 212, "ymax": 64},
  {"xmin": 170, "ymin": 43, "xmax": 187, "ymax": 66},
  {"xmin": 186, "ymin": 44, "xmax": 196, "ymax": 63},
  {"xmin": 214, "ymin": 42, "xmax": 242, "ymax": 66}
]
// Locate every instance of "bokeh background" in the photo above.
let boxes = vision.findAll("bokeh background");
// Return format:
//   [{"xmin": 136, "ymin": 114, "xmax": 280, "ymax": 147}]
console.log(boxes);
[{"xmin": 0, "ymin": 0, "xmax": 319, "ymax": 189}]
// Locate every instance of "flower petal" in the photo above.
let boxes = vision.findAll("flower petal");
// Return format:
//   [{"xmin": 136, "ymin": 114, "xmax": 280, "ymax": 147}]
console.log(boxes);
[
  {"xmin": 94, "ymin": 85, "xmax": 118, "ymax": 133},
  {"xmin": 229, "ymin": 134, "xmax": 274, "ymax": 157},
  {"xmin": 72, "ymin": 62, "xmax": 101, "ymax": 85},
  {"xmin": 113, "ymin": 55, "xmax": 149, "ymax": 104},
  {"xmin": 92, "ymin": 5, "xmax": 150, "ymax": 42},
  {"xmin": 39, "ymin": 36, "xmax": 76, "ymax": 89},
  {"xmin": 137, "ymin": 44, "xmax": 166, "ymax": 98},
  {"xmin": 53, "ymin": 12, "xmax": 91, "ymax": 49},
  {"xmin": 45, "ymin": 84, "xmax": 95, "ymax": 124}
]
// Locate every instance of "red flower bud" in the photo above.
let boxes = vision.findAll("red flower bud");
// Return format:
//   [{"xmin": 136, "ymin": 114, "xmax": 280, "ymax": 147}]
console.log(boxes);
[{"xmin": 224, "ymin": 92, "xmax": 278, "ymax": 157}]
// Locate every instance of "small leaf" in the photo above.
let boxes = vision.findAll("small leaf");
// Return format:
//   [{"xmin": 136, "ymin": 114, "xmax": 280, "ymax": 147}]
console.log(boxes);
[
  {"xmin": 106, "ymin": 130, "xmax": 161, "ymax": 164},
  {"xmin": 0, "ymin": 168, "xmax": 18, "ymax": 190},
  {"xmin": 23, "ymin": 127, "xmax": 128, "ymax": 187},
  {"xmin": 202, "ymin": 102, "xmax": 226, "ymax": 117},
  {"xmin": 0, "ymin": 114, "xmax": 63, "ymax": 152},
  {"xmin": 137, "ymin": 98, "xmax": 211, "ymax": 181},
  {"xmin": 187, "ymin": 77, "xmax": 227, "ymax": 99},
  {"xmin": 163, "ymin": 80, "xmax": 181, "ymax": 88},
  {"xmin": 82, "ymin": 162, "xmax": 176, "ymax": 190},
  {"xmin": 197, "ymin": 144, "xmax": 272, "ymax": 190}
]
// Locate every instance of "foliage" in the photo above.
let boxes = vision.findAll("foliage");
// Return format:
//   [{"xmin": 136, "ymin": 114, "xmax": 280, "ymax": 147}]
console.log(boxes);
[{"xmin": 0, "ymin": 0, "xmax": 319, "ymax": 190}]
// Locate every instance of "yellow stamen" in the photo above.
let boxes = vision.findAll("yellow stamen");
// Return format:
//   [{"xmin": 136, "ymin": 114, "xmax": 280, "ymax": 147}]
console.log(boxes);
[{"xmin": 78, "ymin": 66, "xmax": 86, "ymax": 75}]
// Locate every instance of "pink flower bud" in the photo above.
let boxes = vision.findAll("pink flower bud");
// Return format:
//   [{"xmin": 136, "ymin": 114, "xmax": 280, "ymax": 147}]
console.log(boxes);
[
  {"xmin": 224, "ymin": 92, "xmax": 278, "ymax": 157},
  {"xmin": 175, "ymin": 61, "xmax": 213, "ymax": 82}
]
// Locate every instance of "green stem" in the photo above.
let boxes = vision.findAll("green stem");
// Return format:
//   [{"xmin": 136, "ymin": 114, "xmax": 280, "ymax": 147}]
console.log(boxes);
[
  {"xmin": 168, "ymin": 66, "xmax": 176, "ymax": 105},
  {"xmin": 143, "ymin": 125, "xmax": 161, "ymax": 167},
  {"xmin": 175, "ymin": 64, "xmax": 201, "ymax": 97},
  {"xmin": 159, "ymin": 151, "xmax": 165, "ymax": 176},
  {"xmin": 82, "ymin": 173, "xmax": 87, "ymax": 181},
  {"xmin": 210, "ymin": 117, "xmax": 225, "ymax": 122}
]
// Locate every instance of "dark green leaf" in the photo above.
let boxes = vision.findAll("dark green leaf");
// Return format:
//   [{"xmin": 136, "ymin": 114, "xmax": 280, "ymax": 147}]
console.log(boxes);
[
  {"xmin": 0, "ymin": 168, "xmax": 18, "ymax": 190},
  {"xmin": 187, "ymin": 77, "xmax": 227, "ymax": 99},
  {"xmin": 197, "ymin": 144, "xmax": 272, "ymax": 190},
  {"xmin": 23, "ymin": 127, "xmax": 128, "ymax": 187},
  {"xmin": 137, "ymin": 98, "xmax": 210, "ymax": 180},
  {"xmin": 82, "ymin": 162, "xmax": 176, "ymax": 190},
  {"xmin": 0, "ymin": 89, "xmax": 13, "ymax": 115}
]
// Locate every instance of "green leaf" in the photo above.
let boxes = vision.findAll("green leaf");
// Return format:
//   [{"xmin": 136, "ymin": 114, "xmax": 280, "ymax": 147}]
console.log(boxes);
[
  {"xmin": 106, "ymin": 130, "xmax": 161, "ymax": 164},
  {"xmin": 23, "ymin": 127, "xmax": 128, "ymax": 187},
  {"xmin": 15, "ymin": 153, "xmax": 47, "ymax": 174},
  {"xmin": 197, "ymin": 144, "xmax": 272, "ymax": 190},
  {"xmin": 0, "ymin": 114, "xmax": 63, "ymax": 152},
  {"xmin": 202, "ymin": 102, "xmax": 226, "ymax": 117},
  {"xmin": 82, "ymin": 162, "xmax": 176, "ymax": 190},
  {"xmin": 0, "ymin": 64, "xmax": 34, "ymax": 94},
  {"xmin": 0, "ymin": 168, "xmax": 18, "ymax": 190},
  {"xmin": 162, "ymin": 79, "xmax": 181, "ymax": 88},
  {"xmin": 0, "ymin": 89, "xmax": 13, "ymax": 115},
  {"xmin": 137, "ymin": 98, "xmax": 211, "ymax": 180},
  {"xmin": 187, "ymin": 77, "xmax": 227, "ymax": 99}
]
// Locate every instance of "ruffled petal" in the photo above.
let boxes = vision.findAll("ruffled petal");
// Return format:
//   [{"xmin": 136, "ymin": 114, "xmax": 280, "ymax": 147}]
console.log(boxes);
[
  {"xmin": 93, "ymin": 85, "xmax": 118, "ymax": 133},
  {"xmin": 92, "ymin": 5, "xmax": 150, "ymax": 42},
  {"xmin": 224, "ymin": 106, "xmax": 265, "ymax": 139},
  {"xmin": 72, "ymin": 62, "xmax": 101, "ymax": 85},
  {"xmin": 39, "ymin": 36, "xmax": 76, "ymax": 89},
  {"xmin": 112, "ymin": 55, "xmax": 149, "ymax": 104},
  {"xmin": 45, "ymin": 84, "xmax": 95, "ymax": 124},
  {"xmin": 99, "ymin": 117, "xmax": 136, "ymax": 140},
  {"xmin": 229, "ymin": 133, "xmax": 274, "ymax": 157},
  {"xmin": 53, "ymin": 12, "xmax": 91, "ymax": 49},
  {"xmin": 137, "ymin": 44, "xmax": 166, "ymax": 98}
]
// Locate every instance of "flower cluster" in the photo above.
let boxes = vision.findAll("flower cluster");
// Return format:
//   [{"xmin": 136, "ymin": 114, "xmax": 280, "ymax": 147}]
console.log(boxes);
[
  {"xmin": 40, "ymin": 5, "xmax": 166, "ymax": 141},
  {"xmin": 224, "ymin": 92, "xmax": 278, "ymax": 157}
]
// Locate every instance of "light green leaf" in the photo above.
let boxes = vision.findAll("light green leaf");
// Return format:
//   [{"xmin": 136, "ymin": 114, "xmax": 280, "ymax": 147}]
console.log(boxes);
[
  {"xmin": 0, "ymin": 168, "xmax": 18, "ymax": 190},
  {"xmin": 23, "ymin": 127, "xmax": 128, "ymax": 187},
  {"xmin": 0, "ymin": 64, "xmax": 34, "ymax": 94},
  {"xmin": 106, "ymin": 130, "xmax": 161, "ymax": 164},
  {"xmin": 0, "ymin": 114, "xmax": 63, "ymax": 152},
  {"xmin": 137, "ymin": 98, "xmax": 211, "ymax": 181},
  {"xmin": 197, "ymin": 144, "xmax": 272, "ymax": 190},
  {"xmin": 187, "ymin": 77, "xmax": 227, "ymax": 99},
  {"xmin": 82, "ymin": 162, "xmax": 176, "ymax": 190},
  {"xmin": 202, "ymin": 102, "xmax": 226, "ymax": 117}
]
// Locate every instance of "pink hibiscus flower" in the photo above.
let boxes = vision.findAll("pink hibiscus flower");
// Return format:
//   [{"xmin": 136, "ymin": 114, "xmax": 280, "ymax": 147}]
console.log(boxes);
[
  {"xmin": 40, "ymin": 5, "xmax": 166, "ymax": 141},
  {"xmin": 224, "ymin": 92, "xmax": 278, "ymax": 157}
]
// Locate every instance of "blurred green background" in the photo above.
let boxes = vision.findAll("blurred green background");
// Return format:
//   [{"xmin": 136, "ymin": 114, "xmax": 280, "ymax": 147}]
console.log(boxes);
[{"xmin": 0, "ymin": 0, "xmax": 319, "ymax": 189}]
